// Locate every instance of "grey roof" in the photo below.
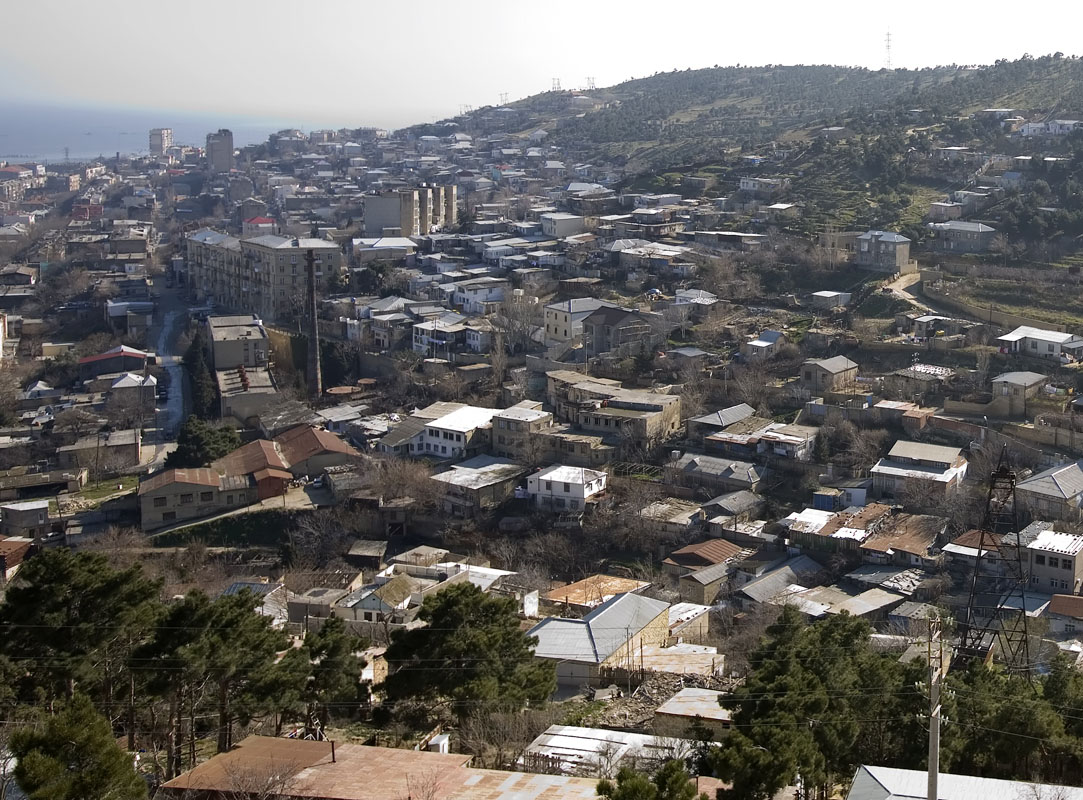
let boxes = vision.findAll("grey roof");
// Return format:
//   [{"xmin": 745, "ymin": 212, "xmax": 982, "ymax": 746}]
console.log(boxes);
[
  {"xmin": 376, "ymin": 416, "xmax": 427, "ymax": 448},
  {"xmin": 683, "ymin": 560, "xmax": 734, "ymax": 586},
  {"xmin": 857, "ymin": 230, "xmax": 910, "ymax": 243},
  {"xmin": 703, "ymin": 490, "xmax": 764, "ymax": 516},
  {"xmin": 671, "ymin": 453, "xmax": 764, "ymax": 485},
  {"xmin": 991, "ymin": 371, "xmax": 1047, "ymax": 387},
  {"xmin": 739, "ymin": 555, "xmax": 824, "ymax": 604},
  {"xmin": 928, "ymin": 220, "xmax": 995, "ymax": 233},
  {"xmin": 691, "ymin": 403, "xmax": 756, "ymax": 430},
  {"xmin": 887, "ymin": 440, "xmax": 961, "ymax": 464},
  {"xmin": 528, "ymin": 593, "xmax": 670, "ymax": 664},
  {"xmin": 1017, "ymin": 461, "xmax": 1083, "ymax": 500},
  {"xmin": 807, "ymin": 355, "xmax": 858, "ymax": 374}
]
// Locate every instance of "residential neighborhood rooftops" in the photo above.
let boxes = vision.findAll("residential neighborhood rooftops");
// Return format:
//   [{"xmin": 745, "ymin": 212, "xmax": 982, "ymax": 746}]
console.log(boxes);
[
  {"xmin": 431, "ymin": 455, "xmax": 526, "ymax": 489},
  {"xmin": 1029, "ymin": 529, "xmax": 1083, "ymax": 556},
  {"xmin": 139, "ymin": 468, "xmax": 220, "ymax": 494},
  {"xmin": 427, "ymin": 405, "xmax": 501, "ymax": 433},
  {"xmin": 992, "ymin": 371, "xmax": 1048, "ymax": 386},
  {"xmin": 531, "ymin": 464, "xmax": 606, "ymax": 485},
  {"xmin": 529, "ymin": 592, "xmax": 669, "ymax": 664},
  {"xmin": 997, "ymin": 325, "xmax": 1078, "ymax": 344},
  {"xmin": 655, "ymin": 687, "xmax": 732, "ymax": 723},
  {"xmin": 543, "ymin": 575, "xmax": 650, "ymax": 608}
]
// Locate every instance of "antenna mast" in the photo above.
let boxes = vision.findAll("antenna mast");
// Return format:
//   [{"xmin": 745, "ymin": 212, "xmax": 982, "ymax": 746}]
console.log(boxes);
[
  {"xmin": 885, "ymin": 31, "xmax": 893, "ymax": 70},
  {"xmin": 551, "ymin": 78, "xmax": 562, "ymax": 92}
]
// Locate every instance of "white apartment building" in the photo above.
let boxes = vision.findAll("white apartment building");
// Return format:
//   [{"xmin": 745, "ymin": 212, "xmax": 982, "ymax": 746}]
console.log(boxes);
[{"xmin": 423, "ymin": 406, "xmax": 501, "ymax": 459}]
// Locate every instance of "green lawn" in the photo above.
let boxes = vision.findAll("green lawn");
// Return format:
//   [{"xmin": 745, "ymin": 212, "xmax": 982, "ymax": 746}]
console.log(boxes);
[{"xmin": 79, "ymin": 476, "xmax": 138, "ymax": 501}]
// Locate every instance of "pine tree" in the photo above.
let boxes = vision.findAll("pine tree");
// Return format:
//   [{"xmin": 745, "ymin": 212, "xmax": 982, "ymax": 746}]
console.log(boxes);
[
  {"xmin": 11, "ymin": 694, "xmax": 147, "ymax": 800},
  {"xmin": 384, "ymin": 583, "xmax": 555, "ymax": 718}
]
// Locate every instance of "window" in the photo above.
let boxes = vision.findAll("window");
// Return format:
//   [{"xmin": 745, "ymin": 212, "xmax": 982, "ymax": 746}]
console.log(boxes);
[
  {"xmin": 179, "ymin": 493, "xmax": 193, "ymax": 505},
  {"xmin": 545, "ymin": 481, "xmax": 552, "ymax": 491},
  {"xmin": 1050, "ymin": 557, "xmax": 1060, "ymax": 569},
  {"xmin": 1035, "ymin": 554, "xmax": 1046, "ymax": 565},
  {"xmin": 570, "ymin": 499, "xmax": 579, "ymax": 510},
  {"xmin": 200, "ymin": 491, "xmax": 213, "ymax": 502},
  {"xmin": 563, "ymin": 483, "xmax": 571, "ymax": 493},
  {"xmin": 152, "ymin": 496, "xmax": 167, "ymax": 508},
  {"xmin": 1064, "ymin": 559, "xmax": 1075, "ymax": 571},
  {"xmin": 162, "ymin": 511, "xmax": 176, "ymax": 521},
  {"xmin": 226, "ymin": 495, "xmax": 233, "ymax": 504}
]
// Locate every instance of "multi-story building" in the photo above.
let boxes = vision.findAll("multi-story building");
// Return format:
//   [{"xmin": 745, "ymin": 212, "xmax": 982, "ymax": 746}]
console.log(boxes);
[
  {"xmin": 364, "ymin": 189, "xmax": 419, "ymax": 237},
  {"xmin": 186, "ymin": 230, "xmax": 343, "ymax": 323},
  {"xmin": 855, "ymin": 230, "xmax": 911, "ymax": 271},
  {"xmin": 362, "ymin": 185, "xmax": 456, "ymax": 236},
  {"xmin": 149, "ymin": 128, "xmax": 173, "ymax": 156},
  {"xmin": 491, "ymin": 404, "xmax": 553, "ymax": 463},
  {"xmin": 1028, "ymin": 529, "xmax": 1083, "ymax": 594},
  {"xmin": 206, "ymin": 129, "xmax": 234, "ymax": 173},
  {"xmin": 206, "ymin": 314, "xmax": 269, "ymax": 369}
]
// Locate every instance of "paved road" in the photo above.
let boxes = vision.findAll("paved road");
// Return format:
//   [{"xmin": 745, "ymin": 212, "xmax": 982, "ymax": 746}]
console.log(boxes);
[{"xmin": 142, "ymin": 280, "xmax": 188, "ymax": 469}]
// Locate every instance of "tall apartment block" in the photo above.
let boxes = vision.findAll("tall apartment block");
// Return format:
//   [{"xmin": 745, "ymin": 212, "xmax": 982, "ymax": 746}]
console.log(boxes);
[
  {"xmin": 206, "ymin": 129, "xmax": 235, "ymax": 173},
  {"xmin": 362, "ymin": 184, "xmax": 457, "ymax": 237},
  {"xmin": 149, "ymin": 128, "xmax": 173, "ymax": 156}
]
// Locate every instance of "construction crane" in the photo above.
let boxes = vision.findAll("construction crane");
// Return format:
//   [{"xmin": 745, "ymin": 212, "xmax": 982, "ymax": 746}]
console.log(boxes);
[{"xmin": 954, "ymin": 447, "xmax": 1032, "ymax": 676}]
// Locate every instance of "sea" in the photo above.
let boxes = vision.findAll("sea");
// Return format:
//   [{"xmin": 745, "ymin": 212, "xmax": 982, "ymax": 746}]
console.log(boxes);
[{"xmin": 0, "ymin": 102, "xmax": 345, "ymax": 164}]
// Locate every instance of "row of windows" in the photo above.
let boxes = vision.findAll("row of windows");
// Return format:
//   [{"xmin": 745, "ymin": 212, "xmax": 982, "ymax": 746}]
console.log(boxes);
[
  {"xmin": 1035, "ymin": 576, "xmax": 1073, "ymax": 591},
  {"xmin": 153, "ymin": 491, "xmax": 235, "ymax": 508},
  {"xmin": 1034, "ymin": 554, "xmax": 1074, "ymax": 570}
]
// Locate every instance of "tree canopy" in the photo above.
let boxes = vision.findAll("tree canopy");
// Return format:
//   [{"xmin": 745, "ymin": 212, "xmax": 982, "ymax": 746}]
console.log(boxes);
[
  {"xmin": 11, "ymin": 694, "xmax": 147, "ymax": 800},
  {"xmin": 384, "ymin": 582, "xmax": 555, "ymax": 717},
  {"xmin": 164, "ymin": 417, "xmax": 241, "ymax": 469}
]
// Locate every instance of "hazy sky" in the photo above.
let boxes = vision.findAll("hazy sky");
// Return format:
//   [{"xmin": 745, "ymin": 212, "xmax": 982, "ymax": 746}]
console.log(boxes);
[{"xmin": 4, "ymin": 0, "xmax": 1083, "ymax": 129}]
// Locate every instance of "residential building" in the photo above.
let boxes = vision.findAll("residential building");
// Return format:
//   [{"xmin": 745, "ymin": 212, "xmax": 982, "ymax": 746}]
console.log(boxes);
[
  {"xmin": 870, "ymin": 441, "xmax": 968, "ymax": 500},
  {"xmin": 539, "ymin": 212, "xmax": 586, "ymax": 238},
  {"xmin": 663, "ymin": 539, "xmax": 745, "ymax": 580},
  {"xmin": 1046, "ymin": 594, "xmax": 1083, "ymax": 637},
  {"xmin": 423, "ymin": 406, "xmax": 500, "ymax": 460},
  {"xmin": 273, "ymin": 424, "xmax": 359, "ymax": 476},
  {"xmin": 801, "ymin": 356, "xmax": 859, "ymax": 393},
  {"xmin": 997, "ymin": 325, "xmax": 1083, "ymax": 361},
  {"xmin": 665, "ymin": 453, "xmax": 766, "ymax": 494},
  {"xmin": 1028, "ymin": 529, "xmax": 1083, "ymax": 594},
  {"xmin": 581, "ymin": 306, "xmax": 665, "ymax": 358},
  {"xmin": 685, "ymin": 404, "xmax": 757, "ymax": 443},
  {"xmin": 991, "ymin": 371, "xmax": 1047, "ymax": 414},
  {"xmin": 1017, "ymin": 460, "xmax": 1083, "ymax": 522},
  {"xmin": 217, "ymin": 365, "xmax": 278, "ymax": 422},
  {"xmin": 855, "ymin": 230, "xmax": 910, "ymax": 271},
  {"xmin": 78, "ymin": 345, "xmax": 150, "ymax": 379},
  {"xmin": 209, "ymin": 439, "xmax": 293, "ymax": 500},
  {"xmin": 491, "ymin": 404, "xmax": 554, "ymax": 462},
  {"xmin": 0, "ymin": 500, "xmax": 52, "ymax": 538},
  {"xmin": 430, "ymin": 455, "xmax": 527, "ymax": 517},
  {"xmin": 206, "ymin": 314, "xmax": 269, "ymax": 369},
  {"xmin": 654, "ymin": 688, "xmax": 732, "ymax": 737},
  {"xmin": 542, "ymin": 575, "xmax": 650, "ymax": 614},
  {"xmin": 543, "ymin": 298, "xmax": 625, "ymax": 345},
  {"xmin": 363, "ymin": 189, "xmax": 419, "ymax": 237},
  {"xmin": 138, "ymin": 468, "xmax": 255, "ymax": 531},
  {"xmin": 572, "ymin": 387, "xmax": 682, "ymax": 455},
  {"xmin": 738, "ymin": 176, "xmax": 789, "ymax": 197},
  {"xmin": 158, "ymin": 736, "xmax": 604, "ymax": 800},
  {"xmin": 925, "ymin": 220, "xmax": 997, "ymax": 253},
  {"xmin": 238, "ymin": 235, "xmax": 344, "ymax": 323},
  {"xmin": 741, "ymin": 330, "xmax": 786, "ymax": 360},
  {"xmin": 56, "ymin": 429, "xmax": 142, "ymax": 472},
  {"xmin": 526, "ymin": 464, "xmax": 607, "ymax": 511},
  {"xmin": 529, "ymin": 592, "xmax": 670, "ymax": 687},
  {"xmin": 149, "ymin": 127, "xmax": 172, "ymax": 156},
  {"xmin": 846, "ymin": 764, "xmax": 1083, "ymax": 800},
  {"xmin": 206, "ymin": 129, "xmax": 234, "ymax": 173}
]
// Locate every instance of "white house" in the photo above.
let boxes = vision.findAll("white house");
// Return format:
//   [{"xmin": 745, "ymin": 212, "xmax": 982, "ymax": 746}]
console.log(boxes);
[
  {"xmin": 423, "ymin": 406, "xmax": 501, "ymax": 459},
  {"xmin": 526, "ymin": 465, "xmax": 608, "ymax": 511},
  {"xmin": 539, "ymin": 213, "xmax": 586, "ymax": 238},
  {"xmin": 452, "ymin": 277, "xmax": 507, "ymax": 314},
  {"xmin": 997, "ymin": 325, "xmax": 1083, "ymax": 361}
]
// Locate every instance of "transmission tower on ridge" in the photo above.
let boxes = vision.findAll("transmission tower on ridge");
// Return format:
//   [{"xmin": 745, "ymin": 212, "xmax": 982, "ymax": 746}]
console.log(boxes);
[
  {"xmin": 885, "ymin": 31, "xmax": 893, "ymax": 70},
  {"xmin": 586, "ymin": 76, "xmax": 596, "ymax": 90},
  {"xmin": 499, "ymin": 92, "xmax": 509, "ymax": 105},
  {"xmin": 551, "ymin": 78, "xmax": 562, "ymax": 92},
  {"xmin": 954, "ymin": 448, "xmax": 1032, "ymax": 677}
]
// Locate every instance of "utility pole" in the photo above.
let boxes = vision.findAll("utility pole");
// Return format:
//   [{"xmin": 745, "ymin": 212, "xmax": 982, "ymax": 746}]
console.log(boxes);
[{"xmin": 927, "ymin": 617, "xmax": 943, "ymax": 800}]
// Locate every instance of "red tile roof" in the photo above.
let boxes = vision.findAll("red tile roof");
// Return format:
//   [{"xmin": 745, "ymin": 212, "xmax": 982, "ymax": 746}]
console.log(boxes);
[
  {"xmin": 273, "ymin": 425, "xmax": 358, "ymax": 466},
  {"xmin": 663, "ymin": 538, "xmax": 744, "ymax": 569},
  {"xmin": 211, "ymin": 439, "xmax": 288, "ymax": 476},
  {"xmin": 245, "ymin": 216, "xmax": 275, "ymax": 224},
  {"xmin": 1050, "ymin": 594, "xmax": 1083, "ymax": 620},
  {"xmin": 78, "ymin": 345, "xmax": 149, "ymax": 365}
]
